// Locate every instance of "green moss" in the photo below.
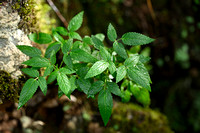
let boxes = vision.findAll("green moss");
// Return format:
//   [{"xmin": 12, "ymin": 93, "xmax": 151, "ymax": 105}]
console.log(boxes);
[
  {"xmin": 105, "ymin": 103, "xmax": 174, "ymax": 133},
  {"xmin": 0, "ymin": 70, "xmax": 25, "ymax": 104}
]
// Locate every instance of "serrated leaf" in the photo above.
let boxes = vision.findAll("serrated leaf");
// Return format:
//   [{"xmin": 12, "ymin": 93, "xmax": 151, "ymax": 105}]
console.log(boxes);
[
  {"xmin": 50, "ymin": 50, "xmax": 56, "ymax": 65},
  {"xmin": 21, "ymin": 68, "xmax": 39, "ymax": 78},
  {"xmin": 116, "ymin": 65, "xmax": 126, "ymax": 83},
  {"xmin": 18, "ymin": 78, "xmax": 38, "ymax": 109},
  {"xmin": 68, "ymin": 11, "xmax": 84, "ymax": 32},
  {"xmin": 28, "ymin": 33, "xmax": 52, "ymax": 44},
  {"xmin": 65, "ymin": 76, "xmax": 77, "ymax": 98},
  {"xmin": 38, "ymin": 76, "xmax": 47, "ymax": 95},
  {"xmin": 52, "ymin": 31, "xmax": 65, "ymax": 44},
  {"xmin": 57, "ymin": 72, "xmax": 71, "ymax": 95},
  {"xmin": 43, "ymin": 65, "xmax": 54, "ymax": 77},
  {"xmin": 107, "ymin": 82, "xmax": 121, "ymax": 97},
  {"xmin": 76, "ymin": 67, "xmax": 89, "ymax": 78},
  {"xmin": 91, "ymin": 35, "xmax": 104, "ymax": 50},
  {"xmin": 69, "ymin": 32, "xmax": 82, "ymax": 40},
  {"xmin": 47, "ymin": 70, "xmax": 58, "ymax": 84},
  {"xmin": 98, "ymin": 89, "xmax": 113, "ymax": 126},
  {"xmin": 107, "ymin": 23, "xmax": 117, "ymax": 42},
  {"xmin": 62, "ymin": 39, "xmax": 73, "ymax": 54},
  {"xmin": 122, "ymin": 32, "xmax": 155, "ymax": 46},
  {"xmin": 77, "ymin": 78, "xmax": 91, "ymax": 94},
  {"xmin": 100, "ymin": 46, "xmax": 111, "ymax": 62},
  {"xmin": 108, "ymin": 62, "xmax": 116, "ymax": 74},
  {"xmin": 70, "ymin": 48, "xmax": 98, "ymax": 63},
  {"xmin": 113, "ymin": 42, "xmax": 128, "ymax": 59},
  {"xmin": 59, "ymin": 67, "xmax": 75, "ymax": 75},
  {"xmin": 17, "ymin": 45, "xmax": 41, "ymax": 57},
  {"xmin": 88, "ymin": 81, "xmax": 104, "ymax": 98},
  {"xmin": 127, "ymin": 61, "xmax": 151, "ymax": 91},
  {"xmin": 83, "ymin": 36, "xmax": 92, "ymax": 45},
  {"xmin": 63, "ymin": 54, "xmax": 73, "ymax": 69},
  {"xmin": 95, "ymin": 33, "xmax": 105, "ymax": 41},
  {"xmin": 85, "ymin": 60, "xmax": 109, "ymax": 79},
  {"xmin": 55, "ymin": 27, "xmax": 68, "ymax": 36},
  {"xmin": 23, "ymin": 57, "xmax": 50, "ymax": 67},
  {"xmin": 124, "ymin": 54, "xmax": 140, "ymax": 67},
  {"xmin": 45, "ymin": 42, "xmax": 61, "ymax": 58},
  {"xmin": 139, "ymin": 55, "xmax": 151, "ymax": 63}
]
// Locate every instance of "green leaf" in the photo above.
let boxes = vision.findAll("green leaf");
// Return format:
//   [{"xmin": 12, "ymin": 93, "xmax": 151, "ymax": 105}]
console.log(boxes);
[
  {"xmin": 76, "ymin": 67, "xmax": 89, "ymax": 78},
  {"xmin": 127, "ymin": 61, "xmax": 151, "ymax": 91},
  {"xmin": 63, "ymin": 54, "xmax": 73, "ymax": 69},
  {"xmin": 95, "ymin": 33, "xmax": 105, "ymax": 41},
  {"xmin": 68, "ymin": 11, "xmax": 84, "ymax": 32},
  {"xmin": 50, "ymin": 50, "xmax": 56, "ymax": 65},
  {"xmin": 68, "ymin": 32, "xmax": 82, "ymax": 40},
  {"xmin": 83, "ymin": 36, "xmax": 92, "ymax": 45},
  {"xmin": 57, "ymin": 72, "xmax": 71, "ymax": 95},
  {"xmin": 59, "ymin": 67, "xmax": 75, "ymax": 75},
  {"xmin": 107, "ymin": 23, "xmax": 117, "ymax": 42},
  {"xmin": 139, "ymin": 55, "xmax": 151, "ymax": 63},
  {"xmin": 62, "ymin": 39, "xmax": 73, "ymax": 54},
  {"xmin": 28, "ymin": 32, "xmax": 52, "ymax": 44},
  {"xmin": 85, "ymin": 60, "xmax": 109, "ymax": 79},
  {"xmin": 124, "ymin": 54, "xmax": 140, "ymax": 67},
  {"xmin": 122, "ymin": 32, "xmax": 155, "ymax": 46},
  {"xmin": 52, "ymin": 31, "xmax": 65, "ymax": 44},
  {"xmin": 38, "ymin": 76, "xmax": 47, "ymax": 95},
  {"xmin": 17, "ymin": 45, "xmax": 41, "ymax": 57},
  {"xmin": 98, "ymin": 89, "xmax": 113, "ymax": 126},
  {"xmin": 43, "ymin": 65, "xmax": 54, "ymax": 77},
  {"xmin": 55, "ymin": 27, "xmax": 68, "ymax": 36},
  {"xmin": 77, "ymin": 78, "xmax": 91, "ymax": 94},
  {"xmin": 21, "ymin": 68, "xmax": 39, "ymax": 78},
  {"xmin": 116, "ymin": 65, "xmax": 126, "ymax": 83},
  {"xmin": 58, "ymin": 88, "xmax": 64, "ymax": 98},
  {"xmin": 47, "ymin": 70, "xmax": 58, "ymax": 84},
  {"xmin": 108, "ymin": 61, "xmax": 116, "ymax": 74},
  {"xmin": 121, "ymin": 90, "xmax": 131, "ymax": 102},
  {"xmin": 18, "ymin": 78, "xmax": 38, "ymax": 109},
  {"xmin": 45, "ymin": 42, "xmax": 61, "ymax": 58},
  {"xmin": 88, "ymin": 81, "xmax": 104, "ymax": 98},
  {"xmin": 70, "ymin": 48, "xmax": 98, "ymax": 63},
  {"xmin": 23, "ymin": 57, "xmax": 50, "ymax": 67},
  {"xmin": 91, "ymin": 35, "xmax": 104, "ymax": 50},
  {"xmin": 107, "ymin": 82, "xmax": 121, "ymax": 97},
  {"xmin": 113, "ymin": 42, "xmax": 128, "ymax": 59},
  {"xmin": 100, "ymin": 46, "xmax": 111, "ymax": 62},
  {"xmin": 129, "ymin": 83, "xmax": 150, "ymax": 107},
  {"xmin": 64, "ymin": 76, "xmax": 77, "ymax": 98}
]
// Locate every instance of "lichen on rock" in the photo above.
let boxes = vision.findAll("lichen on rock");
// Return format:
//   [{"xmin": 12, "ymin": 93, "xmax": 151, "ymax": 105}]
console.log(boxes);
[{"xmin": 0, "ymin": 5, "xmax": 31, "ymax": 79}]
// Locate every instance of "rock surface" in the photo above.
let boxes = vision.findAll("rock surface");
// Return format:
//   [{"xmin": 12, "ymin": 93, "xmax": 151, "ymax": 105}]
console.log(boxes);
[{"xmin": 0, "ymin": 5, "xmax": 31, "ymax": 79}]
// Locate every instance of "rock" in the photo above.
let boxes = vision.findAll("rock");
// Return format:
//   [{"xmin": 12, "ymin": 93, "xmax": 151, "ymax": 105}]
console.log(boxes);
[{"xmin": 0, "ymin": 5, "xmax": 31, "ymax": 79}]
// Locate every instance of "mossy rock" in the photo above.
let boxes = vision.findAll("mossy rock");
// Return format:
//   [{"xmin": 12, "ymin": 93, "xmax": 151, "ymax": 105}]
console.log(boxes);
[
  {"xmin": 105, "ymin": 102, "xmax": 174, "ymax": 133},
  {"xmin": 0, "ymin": 70, "xmax": 26, "ymax": 104}
]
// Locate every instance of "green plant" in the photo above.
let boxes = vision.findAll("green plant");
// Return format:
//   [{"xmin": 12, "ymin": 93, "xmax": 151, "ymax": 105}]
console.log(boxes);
[{"xmin": 17, "ymin": 11, "xmax": 154, "ymax": 126}]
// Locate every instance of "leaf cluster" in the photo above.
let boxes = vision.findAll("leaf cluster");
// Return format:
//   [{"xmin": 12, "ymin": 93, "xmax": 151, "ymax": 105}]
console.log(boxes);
[{"xmin": 17, "ymin": 11, "xmax": 154, "ymax": 126}]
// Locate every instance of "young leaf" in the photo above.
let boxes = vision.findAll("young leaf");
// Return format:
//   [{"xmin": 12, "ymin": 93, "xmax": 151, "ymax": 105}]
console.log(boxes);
[
  {"xmin": 52, "ymin": 31, "xmax": 65, "ymax": 45},
  {"xmin": 47, "ymin": 70, "xmax": 58, "ymax": 84},
  {"xmin": 57, "ymin": 72, "xmax": 71, "ymax": 95},
  {"xmin": 28, "ymin": 33, "xmax": 52, "ymax": 44},
  {"xmin": 70, "ymin": 48, "xmax": 98, "ymax": 63},
  {"xmin": 17, "ymin": 45, "xmax": 41, "ymax": 57},
  {"xmin": 127, "ymin": 61, "xmax": 151, "ymax": 91},
  {"xmin": 88, "ymin": 81, "xmax": 104, "ymax": 98},
  {"xmin": 116, "ymin": 65, "xmax": 126, "ymax": 83},
  {"xmin": 85, "ymin": 60, "xmax": 109, "ymax": 79},
  {"xmin": 91, "ymin": 35, "xmax": 104, "ymax": 50},
  {"xmin": 77, "ymin": 78, "xmax": 91, "ymax": 94},
  {"xmin": 124, "ymin": 54, "xmax": 140, "ymax": 67},
  {"xmin": 98, "ymin": 89, "xmax": 113, "ymax": 126},
  {"xmin": 45, "ymin": 42, "xmax": 61, "ymax": 58},
  {"xmin": 43, "ymin": 65, "xmax": 54, "ymax": 77},
  {"xmin": 113, "ymin": 42, "xmax": 128, "ymax": 59},
  {"xmin": 62, "ymin": 39, "xmax": 73, "ymax": 54},
  {"xmin": 121, "ymin": 90, "xmax": 131, "ymax": 102},
  {"xmin": 68, "ymin": 11, "xmax": 84, "ymax": 32},
  {"xmin": 107, "ymin": 82, "xmax": 121, "ymax": 97},
  {"xmin": 68, "ymin": 32, "xmax": 82, "ymax": 40},
  {"xmin": 38, "ymin": 76, "xmax": 47, "ymax": 95},
  {"xmin": 50, "ymin": 50, "xmax": 56, "ymax": 65},
  {"xmin": 107, "ymin": 23, "xmax": 117, "ymax": 42},
  {"xmin": 23, "ymin": 57, "xmax": 50, "ymax": 67},
  {"xmin": 63, "ymin": 54, "xmax": 73, "ymax": 69},
  {"xmin": 18, "ymin": 78, "xmax": 38, "ymax": 109},
  {"xmin": 122, "ymin": 32, "xmax": 155, "ymax": 46},
  {"xmin": 100, "ymin": 46, "xmax": 111, "ymax": 62},
  {"xmin": 95, "ymin": 33, "xmax": 105, "ymax": 41},
  {"xmin": 21, "ymin": 68, "xmax": 39, "ymax": 78},
  {"xmin": 108, "ymin": 62, "xmax": 116, "ymax": 74},
  {"xmin": 83, "ymin": 36, "xmax": 92, "ymax": 45},
  {"xmin": 55, "ymin": 27, "xmax": 68, "ymax": 36}
]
